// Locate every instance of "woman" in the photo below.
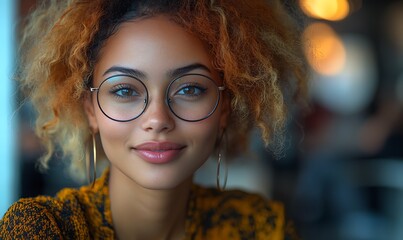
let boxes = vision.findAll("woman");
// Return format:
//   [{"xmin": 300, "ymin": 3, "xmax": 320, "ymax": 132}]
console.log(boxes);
[{"xmin": 1, "ymin": 0, "xmax": 307, "ymax": 239}]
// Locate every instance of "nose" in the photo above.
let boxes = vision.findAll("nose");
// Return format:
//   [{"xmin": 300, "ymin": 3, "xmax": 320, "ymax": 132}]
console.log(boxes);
[{"xmin": 140, "ymin": 96, "xmax": 175, "ymax": 133}]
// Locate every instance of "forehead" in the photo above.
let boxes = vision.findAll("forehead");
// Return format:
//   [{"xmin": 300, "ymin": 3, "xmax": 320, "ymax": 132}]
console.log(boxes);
[{"xmin": 93, "ymin": 15, "xmax": 214, "ymax": 81}]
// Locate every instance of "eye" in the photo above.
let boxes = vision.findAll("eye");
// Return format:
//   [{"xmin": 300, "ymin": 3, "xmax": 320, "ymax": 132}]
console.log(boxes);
[
  {"xmin": 110, "ymin": 84, "xmax": 140, "ymax": 98},
  {"xmin": 176, "ymin": 85, "xmax": 206, "ymax": 97}
]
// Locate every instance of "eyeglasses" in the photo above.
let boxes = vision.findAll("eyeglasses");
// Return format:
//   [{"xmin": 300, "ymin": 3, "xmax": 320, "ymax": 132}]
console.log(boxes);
[{"xmin": 90, "ymin": 73, "xmax": 225, "ymax": 122}]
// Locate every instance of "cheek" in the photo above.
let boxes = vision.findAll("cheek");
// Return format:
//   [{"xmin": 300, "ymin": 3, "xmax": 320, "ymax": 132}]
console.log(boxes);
[
  {"xmin": 95, "ymin": 111, "xmax": 130, "ymax": 158},
  {"xmin": 187, "ymin": 115, "xmax": 222, "ymax": 156}
]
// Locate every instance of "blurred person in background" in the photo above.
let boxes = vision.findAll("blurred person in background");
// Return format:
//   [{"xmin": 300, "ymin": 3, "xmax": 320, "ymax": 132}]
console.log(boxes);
[{"xmin": 357, "ymin": 1, "xmax": 403, "ymax": 158}]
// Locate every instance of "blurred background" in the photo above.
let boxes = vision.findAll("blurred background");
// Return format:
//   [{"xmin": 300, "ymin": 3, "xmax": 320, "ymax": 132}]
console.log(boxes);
[{"xmin": 1, "ymin": 0, "xmax": 402, "ymax": 239}]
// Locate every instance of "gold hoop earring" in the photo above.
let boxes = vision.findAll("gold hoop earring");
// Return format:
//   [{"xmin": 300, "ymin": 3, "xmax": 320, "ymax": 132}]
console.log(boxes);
[
  {"xmin": 86, "ymin": 133, "xmax": 97, "ymax": 187},
  {"xmin": 216, "ymin": 129, "xmax": 228, "ymax": 191}
]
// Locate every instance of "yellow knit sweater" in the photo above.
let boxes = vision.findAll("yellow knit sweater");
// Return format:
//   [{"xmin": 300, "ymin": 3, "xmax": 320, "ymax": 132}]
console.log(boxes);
[{"xmin": 0, "ymin": 169, "xmax": 298, "ymax": 239}]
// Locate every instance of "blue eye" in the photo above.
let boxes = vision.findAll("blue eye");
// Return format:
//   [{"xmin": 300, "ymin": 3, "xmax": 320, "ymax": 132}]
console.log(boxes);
[
  {"xmin": 111, "ymin": 84, "xmax": 140, "ymax": 99},
  {"xmin": 114, "ymin": 88, "xmax": 138, "ymax": 97}
]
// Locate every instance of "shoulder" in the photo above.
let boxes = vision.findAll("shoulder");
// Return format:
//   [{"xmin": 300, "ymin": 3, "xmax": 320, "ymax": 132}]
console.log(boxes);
[
  {"xmin": 0, "ymin": 197, "xmax": 66, "ymax": 239},
  {"xmin": 0, "ymin": 188, "xmax": 90, "ymax": 239},
  {"xmin": 191, "ymin": 185, "xmax": 299, "ymax": 239}
]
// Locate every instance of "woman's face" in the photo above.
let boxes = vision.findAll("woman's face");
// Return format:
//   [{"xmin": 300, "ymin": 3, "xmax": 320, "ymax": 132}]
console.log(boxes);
[{"xmin": 85, "ymin": 15, "xmax": 228, "ymax": 190}]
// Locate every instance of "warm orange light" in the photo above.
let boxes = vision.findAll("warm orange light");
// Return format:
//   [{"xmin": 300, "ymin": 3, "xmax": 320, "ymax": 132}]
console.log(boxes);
[
  {"xmin": 303, "ymin": 22, "xmax": 346, "ymax": 75},
  {"xmin": 299, "ymin": 0, "xmax": 350, "ymax": 21}
]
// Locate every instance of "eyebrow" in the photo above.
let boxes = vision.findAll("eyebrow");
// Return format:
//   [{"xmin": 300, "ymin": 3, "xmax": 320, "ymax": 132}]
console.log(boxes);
[
  {"xmin": 103, "ymin": 63, "xmax": 212, "ymax": 80},
  {"xmin": 167, "ymin": 63, "xmax": 211, "ymax": 79},
  {"xmin": 103, "ymin": 66, "xmax": 147, "ymax": 79}
]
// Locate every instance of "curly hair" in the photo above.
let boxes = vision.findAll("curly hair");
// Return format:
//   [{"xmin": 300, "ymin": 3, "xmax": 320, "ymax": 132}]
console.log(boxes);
[{"xmin": 18, "ymin": 0, "xmax": 307, "ymax": 179}]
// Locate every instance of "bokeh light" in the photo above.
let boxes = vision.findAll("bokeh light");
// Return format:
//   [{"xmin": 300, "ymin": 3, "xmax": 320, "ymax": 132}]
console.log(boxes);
[
  {"xmin": 299, "ymin": 0, "xmax": 350, "ymax": 21},
  {"xmin": 303, "ymin": 22, "xmax": 346, "ymax": 76},
  {"xmin": 311, "ymin": 35, "xmax": 377, "ymax": 114}
]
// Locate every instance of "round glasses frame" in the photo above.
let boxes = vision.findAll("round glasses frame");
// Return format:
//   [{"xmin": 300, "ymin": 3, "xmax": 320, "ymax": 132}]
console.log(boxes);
[{"xmin": 90, "ymin": 73, "xmax": 226, "ymax": 122}]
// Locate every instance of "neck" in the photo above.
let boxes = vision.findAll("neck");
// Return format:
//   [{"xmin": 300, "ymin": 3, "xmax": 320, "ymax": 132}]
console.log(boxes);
[{"xmin": 109, "ymin": 166, "xmax": 192, "ymax": 240}]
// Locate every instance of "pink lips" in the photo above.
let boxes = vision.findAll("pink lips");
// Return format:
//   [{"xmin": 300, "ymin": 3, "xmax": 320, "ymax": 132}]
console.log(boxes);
[{"xmin": 133, "ymin": 142, "xmax": 185, "ymax": 164}]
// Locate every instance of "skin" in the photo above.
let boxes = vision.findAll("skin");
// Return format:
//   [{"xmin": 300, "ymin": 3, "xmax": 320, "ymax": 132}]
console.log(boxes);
[{"xmin": 84, "ymin": 15, "xmax": 229, "ymax": 239}]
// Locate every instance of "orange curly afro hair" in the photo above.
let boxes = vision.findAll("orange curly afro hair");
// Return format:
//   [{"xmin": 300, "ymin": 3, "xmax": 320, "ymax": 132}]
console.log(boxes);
[{"xmin": 18, "ymin": 0, "xmax": 308, "ymax": 178}]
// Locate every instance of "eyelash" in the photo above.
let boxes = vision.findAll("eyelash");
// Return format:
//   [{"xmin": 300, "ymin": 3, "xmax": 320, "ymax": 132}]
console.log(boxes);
[
  {"xmin": 175, "ymin": 84, "xmax": 207, "ymax": 97},
  {"xmin": 110, "ymin": 84, "xmax": 139, "ymax": 98}
]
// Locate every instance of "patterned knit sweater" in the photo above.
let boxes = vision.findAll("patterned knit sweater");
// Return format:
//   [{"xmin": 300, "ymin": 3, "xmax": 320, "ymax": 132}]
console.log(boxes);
[{"xmin": 0, "ymin": 169, "xmax": 299, "ymax": 239}]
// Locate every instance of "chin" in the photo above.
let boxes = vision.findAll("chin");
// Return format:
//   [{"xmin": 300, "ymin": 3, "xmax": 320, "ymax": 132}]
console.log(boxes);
[
  {"xmin": 139, "ymin": 181, "xmax": 186, "ymax": 191},
  {"xmin": 135, "ymin": 173, "xmax": 192, "ymax": 191}
]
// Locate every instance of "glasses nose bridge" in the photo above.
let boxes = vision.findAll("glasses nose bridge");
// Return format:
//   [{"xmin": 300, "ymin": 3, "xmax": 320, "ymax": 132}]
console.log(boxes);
[
  {"xmin": 143, "ymin": 87, "xmax": 173, "ymax": 118},
  {"xmin": 140, "ymin": 88, "xmax": 175, "ymax": 132}
]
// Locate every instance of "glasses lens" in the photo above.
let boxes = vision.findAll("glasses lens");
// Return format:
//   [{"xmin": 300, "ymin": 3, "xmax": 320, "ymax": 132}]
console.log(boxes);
[
  {"xmin": 167, "ymin": 74, "xmax": 220, "ymax": 121},
  {"xmin": 97, "ymin": 75, "xmax": 147, "ymax": 122}
]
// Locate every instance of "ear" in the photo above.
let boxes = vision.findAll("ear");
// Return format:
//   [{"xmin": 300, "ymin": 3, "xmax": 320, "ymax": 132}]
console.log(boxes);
[{"xmin": 83, "ymin": 92, "xmax": 99, "ymax": 133}]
